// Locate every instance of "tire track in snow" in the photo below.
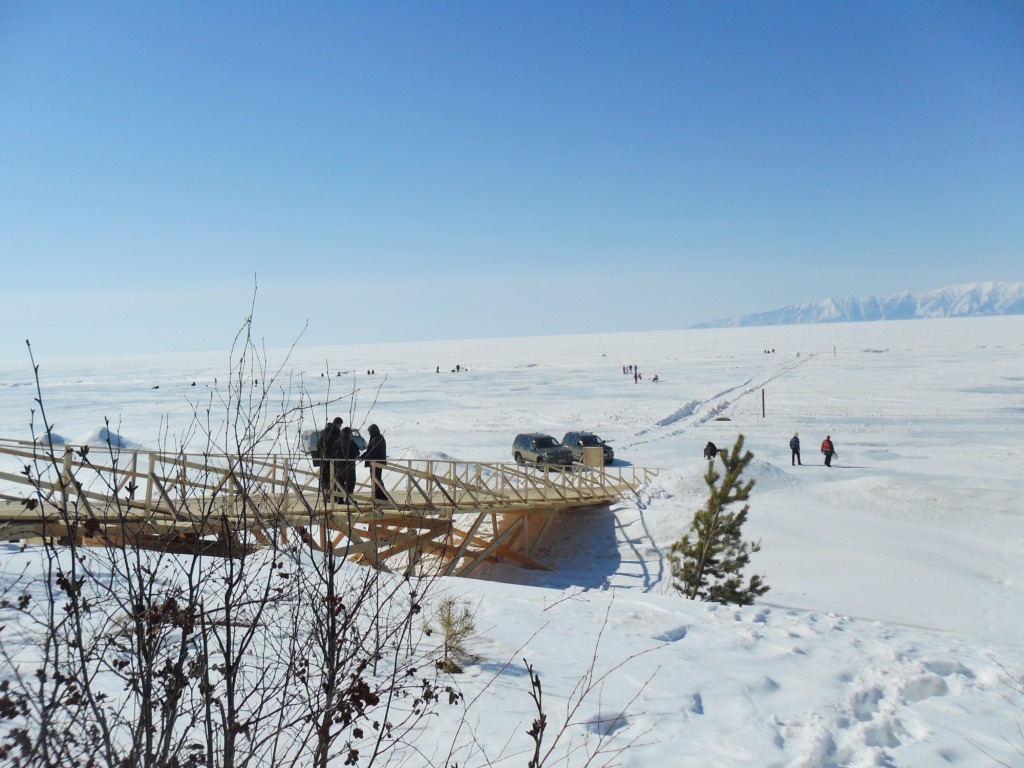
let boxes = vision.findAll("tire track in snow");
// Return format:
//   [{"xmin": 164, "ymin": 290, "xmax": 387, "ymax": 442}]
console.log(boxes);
[{"xmin": 624, "ymin": 353, "xmax": 818, "ymax": 451}]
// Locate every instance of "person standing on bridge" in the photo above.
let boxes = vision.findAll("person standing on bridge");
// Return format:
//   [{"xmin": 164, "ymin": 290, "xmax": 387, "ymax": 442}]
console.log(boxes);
[
  {"xmin": 338, "ymin": 427, "xmax": 360, "ymax": 501},
  {"xmin": 361, "ymin": 423, "xmax": 388, "ymax": 502},
  {"xmin": 318, "ymin": 417, "xmax": 344, "ymax": 500}
]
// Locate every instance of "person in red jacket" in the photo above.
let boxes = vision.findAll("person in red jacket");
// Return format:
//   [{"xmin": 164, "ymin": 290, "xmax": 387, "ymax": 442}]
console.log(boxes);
[{"xmin": 821, "ymin": 435, "xmax": 837, "ymax": 467}]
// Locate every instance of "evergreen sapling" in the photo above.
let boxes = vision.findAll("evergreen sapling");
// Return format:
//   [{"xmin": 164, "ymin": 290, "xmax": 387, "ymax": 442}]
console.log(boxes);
[
  {"xmin": 425, "ymin": 594, "xmax": 480, "ymax": 673},
  {"xmin": 669, "ymin": 434, "xmax": 769, "ymax": 605}
]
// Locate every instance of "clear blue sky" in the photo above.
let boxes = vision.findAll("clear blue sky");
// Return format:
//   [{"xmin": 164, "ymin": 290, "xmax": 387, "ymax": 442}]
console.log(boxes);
[{"xmin": 2, "ymin": 1, "xmax": 1021, "ymax": 357}]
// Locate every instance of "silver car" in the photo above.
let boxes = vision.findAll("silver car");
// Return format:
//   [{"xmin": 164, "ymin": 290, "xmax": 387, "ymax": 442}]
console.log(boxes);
[
  {"xmin": 303, "ymin": 426, "xmax": 367, "ymax": 465},
  {"xmin": 512, "ymin": 433, "xmax": 574, "ymax": 466}
]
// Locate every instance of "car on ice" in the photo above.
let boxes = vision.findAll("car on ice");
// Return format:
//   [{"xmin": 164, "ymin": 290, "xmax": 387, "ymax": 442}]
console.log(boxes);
[
  {"xmin": 561, "ymin": 431, "xmax": 614, "ymax": 465},
  {"xmin": 511, "ymin": 433, "xmax": 574, "ymax": 467}
]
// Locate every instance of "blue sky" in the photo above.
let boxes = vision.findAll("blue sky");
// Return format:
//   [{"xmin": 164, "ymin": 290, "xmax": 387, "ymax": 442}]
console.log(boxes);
[{"xmin": 1, "ymin": 1, "xmax": 1021, "ymax": 357}]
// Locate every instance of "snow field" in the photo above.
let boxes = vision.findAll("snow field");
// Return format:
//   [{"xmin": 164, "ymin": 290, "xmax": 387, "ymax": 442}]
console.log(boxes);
[{"xmin": 1, "ymin": 315, "xmax": 1023, "ymax": 765}]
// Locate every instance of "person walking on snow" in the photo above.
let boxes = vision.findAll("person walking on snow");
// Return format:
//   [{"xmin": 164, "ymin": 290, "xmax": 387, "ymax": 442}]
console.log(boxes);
[
  {"xmin": 821, "ymin": 435, "xmax": 837, "ymax": 467},
  {"xmin": 790, "ymin": 433, "xmax": 802, "ymax": 465}
]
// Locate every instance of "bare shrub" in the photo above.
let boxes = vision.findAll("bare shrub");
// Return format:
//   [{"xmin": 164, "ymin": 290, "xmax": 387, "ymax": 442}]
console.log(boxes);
[
  {"xmin": 1, "ymin": 302, "xmax": 652, "ymax": 768},
  {"xmin": 0, "ymin": 311, "xmax": 456, "ymax": 767}
]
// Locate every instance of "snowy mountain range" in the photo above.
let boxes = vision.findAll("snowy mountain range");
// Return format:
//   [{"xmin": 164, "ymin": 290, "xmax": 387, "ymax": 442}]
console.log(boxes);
[{"xmin": 692, "ymin": 281, "xmax": 1024, "ymax": 328}]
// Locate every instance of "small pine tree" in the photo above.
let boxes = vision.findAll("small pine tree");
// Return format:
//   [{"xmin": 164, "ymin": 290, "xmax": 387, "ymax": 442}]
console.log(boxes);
[
  {"xmin": 669, "ymin": 434, "xmax": 769, "ymax": 605},
  {"xmin": 425, "ymin": 594, "xmax": 479, "ymax": 673}
]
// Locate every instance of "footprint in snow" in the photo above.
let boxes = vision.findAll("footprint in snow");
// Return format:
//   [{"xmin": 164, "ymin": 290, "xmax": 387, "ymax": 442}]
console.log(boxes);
[{"xmin": 654, "ymin": 626, "xmax": 688, "ymax": 643}]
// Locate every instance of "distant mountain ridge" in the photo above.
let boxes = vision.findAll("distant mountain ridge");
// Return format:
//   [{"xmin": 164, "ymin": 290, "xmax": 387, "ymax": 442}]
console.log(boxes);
[{"xmin": 692, "ymin": 281, "xmax": 1024, "ymax": 328}]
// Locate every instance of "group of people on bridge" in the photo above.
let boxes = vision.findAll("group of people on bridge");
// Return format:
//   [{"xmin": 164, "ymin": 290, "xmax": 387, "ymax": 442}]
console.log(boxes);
[{"xmin": 317, "ymin": 418, "xmax": 388, "ymax": 503}]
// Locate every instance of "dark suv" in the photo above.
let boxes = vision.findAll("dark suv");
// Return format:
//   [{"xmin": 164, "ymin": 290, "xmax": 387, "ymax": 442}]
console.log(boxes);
[
  {"xmin": 512, "ymin": 433, "xmax": 574, "ymax": 467},
  {"xmin": 562, "ymin": 431, "xmax": 614, "ymax": 465}
]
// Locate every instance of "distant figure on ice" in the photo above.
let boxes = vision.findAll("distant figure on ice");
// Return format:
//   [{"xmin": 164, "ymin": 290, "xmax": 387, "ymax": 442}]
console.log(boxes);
[
  {"xmin": 652, "ymin": 374, "xmax": 659, "ymax": 382},
  {"xmin": 361, "ymin": 423, "xmax": 388, "ymax": 501},
  {"xmin": 821, "ymin": 435, "xmax": 837, "ymax": 467},
  {"xmin": 790, "ymin": 433, "xmax": 802, "ymax": 466},
  {"xmin": 703, "ymin": 441, "xmax": 718, "ymax": 460}
]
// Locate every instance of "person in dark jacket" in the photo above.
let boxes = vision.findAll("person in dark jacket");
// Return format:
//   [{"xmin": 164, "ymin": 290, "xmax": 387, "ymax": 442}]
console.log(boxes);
[
  {"xmin": 338, "ymin": 426, "xmax": 360, "ymax": 500},
  {"xmin": 790, "ymin": 433, "xmax": 802, "ymax": 465},
  {"xmin": 317, "ymin": 417, "xmax": 344, "ymax": 499},
  {"xmin": 821, "ymin": 435, "xmax": 837, "ymax": 467},
  {"xmin": 361, "ymin": 424, "xmax": 388, "ymax": 501},
  {"xmin": 703, "ymin": 441, "xmax": 718, "ymax": 460}
]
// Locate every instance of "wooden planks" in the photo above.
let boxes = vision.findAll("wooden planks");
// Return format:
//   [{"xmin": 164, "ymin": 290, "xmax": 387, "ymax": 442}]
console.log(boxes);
[{"xmin": 0, "ymin": 439, "xmax": 657, "ymax": 576}]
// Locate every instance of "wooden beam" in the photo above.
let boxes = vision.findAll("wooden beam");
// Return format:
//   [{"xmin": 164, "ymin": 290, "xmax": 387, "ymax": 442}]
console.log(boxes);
[{"xmin": 454, "ymin": 518, "xmax": 525, "ymax": 577}]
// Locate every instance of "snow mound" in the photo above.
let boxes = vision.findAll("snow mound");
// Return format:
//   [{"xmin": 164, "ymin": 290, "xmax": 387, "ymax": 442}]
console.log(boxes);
[
  {"xmin": 745, "ymin": 460, "xmax": 799, "ymax": 492},
  {"xmin": 407, "ymin": 450, "xmax": 461, "ymax": 462},
  {"xmin": 651, "ymin": 459, "xmax": 795, "ymax": 501},
  {"xmin": 79, "ymin": 426, "xmax": 142, "ymax": 450},
  {"xmin": 35, "ymin": 432, "xmax": 69, "ymax": 445},
  {"xmin": 656, "ymin": 399, "xmax": 701, "ymax": 427},
  {"xmin": 646, "ymin": 466, "xmax": 709, "ymax": 503}
]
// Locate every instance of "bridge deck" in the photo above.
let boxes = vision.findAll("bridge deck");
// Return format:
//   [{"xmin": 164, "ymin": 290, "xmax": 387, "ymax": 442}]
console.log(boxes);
[{"xmin": 0, "ymin": 438, "xmax": 657, "ymax": 576}]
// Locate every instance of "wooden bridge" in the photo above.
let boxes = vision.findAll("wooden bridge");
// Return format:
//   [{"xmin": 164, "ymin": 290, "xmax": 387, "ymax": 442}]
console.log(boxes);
[{"xmin": 0, "ymin": 438, "xmax": 657, "ymax": 577}]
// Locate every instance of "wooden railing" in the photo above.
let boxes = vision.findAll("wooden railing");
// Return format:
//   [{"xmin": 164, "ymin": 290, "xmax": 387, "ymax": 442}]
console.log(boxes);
[{"xmin": 0, "ymin": 437, "xmax": 659, "ymax": 573}]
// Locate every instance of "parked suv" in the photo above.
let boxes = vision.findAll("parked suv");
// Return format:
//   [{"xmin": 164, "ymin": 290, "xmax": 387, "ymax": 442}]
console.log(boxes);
[
  {"xmin": 512, "ymin": 433, "xmax": 574, "ymax": 467},
  {"xmin": 562, "ymin": 431, "xmax": 614, "ymax": 465}
]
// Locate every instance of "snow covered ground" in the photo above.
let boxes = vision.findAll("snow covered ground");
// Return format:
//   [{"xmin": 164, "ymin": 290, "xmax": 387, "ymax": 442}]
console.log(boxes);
[{"xmin": 2, "ymin": 316, "xmax": 1023, "ymax": 766}]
